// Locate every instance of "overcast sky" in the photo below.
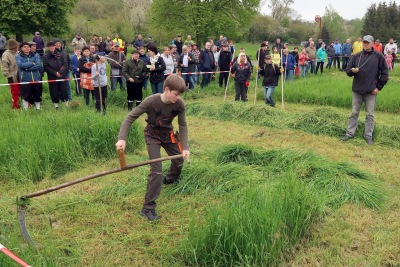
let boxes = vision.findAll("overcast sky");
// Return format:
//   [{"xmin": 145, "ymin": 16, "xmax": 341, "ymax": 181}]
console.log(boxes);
[{"xmin": 261, "ymin": 0, "xmax": 376, "ymax": 21}]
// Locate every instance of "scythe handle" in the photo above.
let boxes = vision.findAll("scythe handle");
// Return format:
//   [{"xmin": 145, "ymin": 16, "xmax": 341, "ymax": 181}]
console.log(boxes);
[
  {"xmin": 20, "ymin": 154, "xmax": 183, "ymax": 199},
  {"xmin": 118, "ymin": 149, "xmax": 127, "ymax": 168}
]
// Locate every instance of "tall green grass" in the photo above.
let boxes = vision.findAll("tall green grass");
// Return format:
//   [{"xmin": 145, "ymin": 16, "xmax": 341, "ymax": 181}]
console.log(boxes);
[
  {"xmin": 183, "ymin": 175, "xmax": 323, "ymax": 267},
  {"xmin": 0, "ymin": 110, "xmax": 143, "ymax": 182}
]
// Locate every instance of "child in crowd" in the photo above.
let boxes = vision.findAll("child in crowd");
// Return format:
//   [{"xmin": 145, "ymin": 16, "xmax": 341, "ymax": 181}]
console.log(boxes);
[
  {"xmin": 391, "ymin": 48, "xmax": 396, "ymax": 70},
  {"xmin": 91, "ymin": 55, "xmax": 108, "ymax": 113},
  {"xmin": 385, "ymin": 52, "xmax": 393, "ymax": 71},
  {"xmin": 79, "ymin": 46, "xmax": 95, "ymax": 106},
  {"xmin": 258, "ymin": 55, "xmax": 281, "ymax": 107},
  {"xmin": 271, "ymin": 47, "xmax": 281, "ymax": 66}
]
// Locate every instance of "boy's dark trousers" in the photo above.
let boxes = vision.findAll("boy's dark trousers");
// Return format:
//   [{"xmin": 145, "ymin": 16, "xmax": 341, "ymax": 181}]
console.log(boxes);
[{"xmin": 143, "ymin": 133, "xmax": 183, "ymax": 210}]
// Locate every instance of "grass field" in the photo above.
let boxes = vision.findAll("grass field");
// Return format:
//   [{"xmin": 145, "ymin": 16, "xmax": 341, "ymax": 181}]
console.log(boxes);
[{"xmin": 1, "ymin": 46, "xmax": 400, "ymax": 266}]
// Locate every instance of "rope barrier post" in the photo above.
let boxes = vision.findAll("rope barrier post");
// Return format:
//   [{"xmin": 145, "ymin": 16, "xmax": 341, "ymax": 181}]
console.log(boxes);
[
  {"xmin": 254, "ymin": 47, "xmax": 261, "ymax": 104},
  {"xmin": 223, "ymin": 49, "xmax": 236, "ymax": 102},
  {"xmin": 0, "ymin": 243, "xmax": 31, "ymax": 267},
  {"xmin": 281, "ymin": 49, "xmax": 286, "ymax": 110}
]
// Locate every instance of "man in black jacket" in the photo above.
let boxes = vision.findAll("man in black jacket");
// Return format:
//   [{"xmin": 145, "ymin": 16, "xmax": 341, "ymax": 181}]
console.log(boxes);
[
  {"xmin": 43, "ymin": 42, "xmax": 69, "ymax": 108},
  {"xmin": 54, "ymin": 39, "xmax": 73, "ymax": 100},
  {"xmin": 341, "ymin": 35, "xmax": 389, "ymax": 145},
  {"xmin": 199, "ymin": 42, "xmax": 215, "ymax": 88},
  {"xmin": 218, "ymin": 43, "xmax": 232, "ymax": 88}
]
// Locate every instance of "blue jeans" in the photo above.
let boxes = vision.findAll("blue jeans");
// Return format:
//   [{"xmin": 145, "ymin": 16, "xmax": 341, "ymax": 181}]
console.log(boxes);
[
  {"xmin": 192, "ymin": 65, "xmax": 200, "ymax": 84},
  {"xmin": 306, "ymin": 61, "xmax": 316, "ymax": 74},
  {"xmin": 151, "ymin": 81, "xmax": 164, "ymax": 94},
  {"xmin": 182, "ymin": 68, "xmax": 194, "ymax": 89},
  {"xmin": 264, "ymin": 86, "xmax": 275, "ymax": 106},
  {"xmin": 326, "ymin": 57, "xmax": 333, "ymax": 68},
  {"xmin": 110, "ymin": 76, "xmax": 126, "ymax": 91},
  {"xmin": 299, "ymin": 65, "xmax": 307, "ymax": 78},
  {"xmin": 65, "ymin": 71, "xmax": 72, "ymax": 100},
  {"xmin": 285, "ymin": 69, "xmax": 294, "ymax": 81}
]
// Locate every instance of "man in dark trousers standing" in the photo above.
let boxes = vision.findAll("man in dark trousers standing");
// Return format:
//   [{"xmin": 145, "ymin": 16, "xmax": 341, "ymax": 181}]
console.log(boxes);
[
  {"xmin": 199, "ymin": 42, "xmax": 215, "ymax": 88},
  {"xmin": 340, "ymin": 35, "xmax": 389, "ymax": 145}
]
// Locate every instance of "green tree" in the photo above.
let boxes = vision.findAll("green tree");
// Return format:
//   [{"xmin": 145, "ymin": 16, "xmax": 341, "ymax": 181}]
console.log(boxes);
[
  {"xmin": 0, "ymin": 0, "xmax": 77, "ymax": 41},
  {"xmin": 322, "ymin": 5, "xmax": 346, "ymax": 42},
  {"xmin": 149, "ymin": 0, "xmax": 260, "ymax": 45},
  {"xmin": 266, "ymin": 0, "xmax": 294, "ymax": 20},
  {"xmin": 320, "ymin": 25, "xmax": 331, "ymax": 43}
]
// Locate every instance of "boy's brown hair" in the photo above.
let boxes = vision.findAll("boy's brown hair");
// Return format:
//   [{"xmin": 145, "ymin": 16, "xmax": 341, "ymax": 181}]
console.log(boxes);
[{"xmin": 164, "ymin": 74, "xmax": 186, "ymax": 94}]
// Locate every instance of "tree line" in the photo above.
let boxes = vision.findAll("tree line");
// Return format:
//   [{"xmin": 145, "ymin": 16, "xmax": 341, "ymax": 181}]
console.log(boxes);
[{"xmin": 0, "ymin": 0, "xmax": 393, "ymax": 46}]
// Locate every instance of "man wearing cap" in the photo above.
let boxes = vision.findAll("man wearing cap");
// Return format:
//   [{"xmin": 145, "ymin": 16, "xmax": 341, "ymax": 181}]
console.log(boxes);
[
  {"xmin": 32, "ymin": 32, "xmax": 45, "ymax": 58},
  {"xmin": 1, "ymin": 39, "xmax": 20, "ymax": 109},
  {"xmin": 71, "ymin": 33, "xmax": 87, "ymax": 49},
  {"xmin": 15, "ymin": 42, "xmax": 43, "ymax": 110},
  {"xmin": 341, "ymin": 35, "xmax": 388, "ymax": 145},
  {"xmin": 122, "ymin": 49, "xmax": 146, "ymax": 110},
  {"xmin": 108, "ymin": 42, "xmax": 126, "ymax": 91},
  {"xmin": 43, "ymin": 41, "xmax": 69, "ymax": 109}
]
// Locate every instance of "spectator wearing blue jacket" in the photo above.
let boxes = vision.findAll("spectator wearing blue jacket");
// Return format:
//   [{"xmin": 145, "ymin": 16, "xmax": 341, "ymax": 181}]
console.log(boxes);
[
  {"xmin": 333, "ymin": 39, "xmax": 342, "ymax": 69},
  {"xmin": 70, "ymin": 47, "xmax": 82, "ymax": 96},
  {"xmin": 281, "ymin": 49, "xmax": 297, "ymax": 81},
  {"xmin": 341, "ymin": 39, "xmax": 352, "ymax": 71},
  {"xmin": 15, "ymin": 42, "xmax": 43, "ymax": 110}
]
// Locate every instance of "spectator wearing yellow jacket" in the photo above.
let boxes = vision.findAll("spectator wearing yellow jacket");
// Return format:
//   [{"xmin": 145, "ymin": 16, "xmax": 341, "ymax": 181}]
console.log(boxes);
[{"xmin": 352, "ymin": 37, "xmax": 363, "ymax": 55}]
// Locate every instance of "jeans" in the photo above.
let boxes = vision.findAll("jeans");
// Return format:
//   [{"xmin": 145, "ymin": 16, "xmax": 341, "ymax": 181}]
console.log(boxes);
[
  {"xmin": 192, "ymin": 64, "xmax": 200, "ymax": 84},
  {"xmin": 342, "ymin": 56, "xmax": 350, "ymax": 70},
  {"xmin": 334, "ymin": 55, "xmax": 341, "ymax": 68},
  {"xmin": 65, "ymin": 71, "xmax": 72, "ymax": 100},
  {"xmin": 110, "ymin": 76, "xmax": 126, "ymax": 91},
  {"xmin": 201, "ymin": 68, "xmax": 212, "ymax": 88},
  {"xmin": 182, "ymin": 67, "xmax": 194, "ymax": 89},
  {"xmin": 326, "ymin": 57, "xmax": 333, "ymax": 68},
  {"xmin": 346, "ymin": 92, "xmax": 377, "ymax": 138},
  {"xmin": 285, "ymin": 69, "xmax": 294, "ymax": 81},
  {"xmin": 264, "ymin": 86, "xmax": 275, "ymax": 106},
  {"xmin": 151, "ymin": 81, "xmax": 164, "ymax": 94},
  {"xmin": 306, "ymin": 61, "xmax": 316, "ymax": 74},
  {"xmin": 299, "ymin": 65, "xmax": 307, "ymax": 78}
]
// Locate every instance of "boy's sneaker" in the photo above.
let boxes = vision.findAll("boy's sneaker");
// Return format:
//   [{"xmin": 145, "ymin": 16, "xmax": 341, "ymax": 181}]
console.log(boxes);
[
  {"xmin": 139, "ymin": 208, "xmax": 160, "ymax": 221},
  {"xmin": 340, "ymin": 135, "xmax": 353, "ymax": 141},
  {"xmin": 364, "ymin": 136, "xmax": 374, "ymax": 145}
]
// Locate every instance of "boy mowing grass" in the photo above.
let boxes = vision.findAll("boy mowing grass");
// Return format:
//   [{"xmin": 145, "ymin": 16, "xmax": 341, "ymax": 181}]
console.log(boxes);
[{"xmin": 115, "ymin": 74, "xmax": 190, "ymax": 221}]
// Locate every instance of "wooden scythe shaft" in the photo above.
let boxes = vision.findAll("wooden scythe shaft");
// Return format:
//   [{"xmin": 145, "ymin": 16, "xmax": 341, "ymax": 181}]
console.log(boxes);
[{"xmin": 20, "ymin": 154, "xmax": 183, "ymax": 199}]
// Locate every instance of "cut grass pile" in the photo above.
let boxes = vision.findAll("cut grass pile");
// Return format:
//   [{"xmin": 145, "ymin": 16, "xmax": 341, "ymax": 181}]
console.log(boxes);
[
  {"xmin": 180, "ymin": 144, "xmax": 384, "ymax": 266},
  {"xmin": 0, "ymin": 109, "xmax": 144, "ymax": 183}
]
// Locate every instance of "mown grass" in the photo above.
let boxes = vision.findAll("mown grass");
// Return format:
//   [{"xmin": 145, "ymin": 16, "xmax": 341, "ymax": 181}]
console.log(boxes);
[{"xmin": 0, "ymin": 53, "xmax": 399, "ymax": 266}]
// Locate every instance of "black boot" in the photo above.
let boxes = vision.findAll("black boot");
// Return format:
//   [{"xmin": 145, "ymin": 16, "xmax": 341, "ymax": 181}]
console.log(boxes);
[{"xmin": 128, "ymin": 101, "xmax": 133, "ymax": 111}]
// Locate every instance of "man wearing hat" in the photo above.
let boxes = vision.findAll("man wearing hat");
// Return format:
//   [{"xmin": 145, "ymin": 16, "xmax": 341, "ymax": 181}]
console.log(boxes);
[
  {"xmin": 1, "ymin": 39, "xmax": 20, "ymax": 109},
  {"xmin": 32, "ymin": 31, "xmax": 45, "ymax": 58},
  {"xmin": 122, "ymin": 49, "xmax": 146, "ymax": 110},
  {"xmin": 15, "ymin": 42, "xmax": 43, "ymax": 110},
  {"xmin": 256, "ymin": 41, "xmax": 270, "ymax": 71},
  {"xmin": 341, "ymin": 35, "xmax": 389, "ymax": 145},
  {"xmin": 0, "ymin": 32, "xmax": 7, "ymax": 60},
  {"xmin": 108, "ymin": 41, "xmax": 126, "ymax": 91},
  {"xmin": 43, "ymin": 41, "xmax": 69, "ymax": 109},
  {"xmin": 71, "ymin": 33, "xmax": 87, "ymax": 49}
]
